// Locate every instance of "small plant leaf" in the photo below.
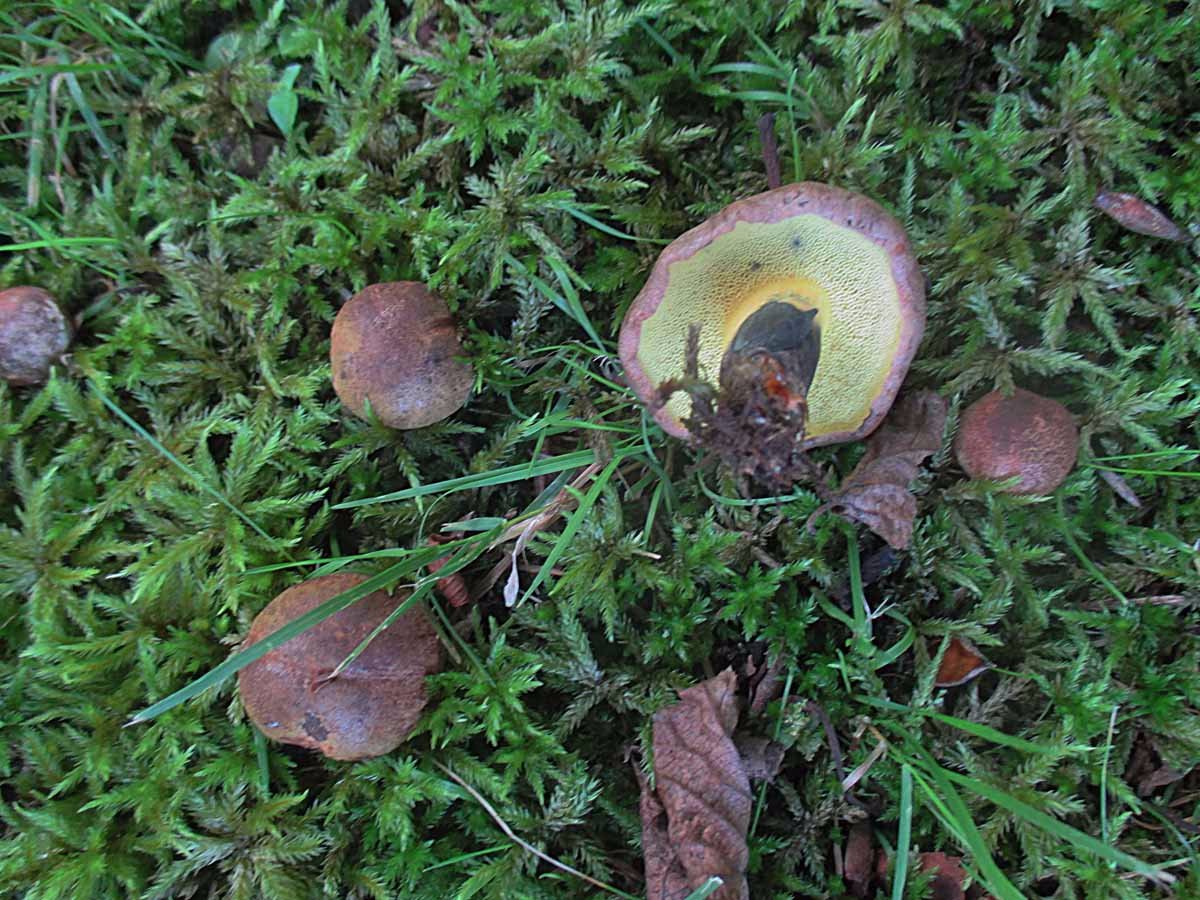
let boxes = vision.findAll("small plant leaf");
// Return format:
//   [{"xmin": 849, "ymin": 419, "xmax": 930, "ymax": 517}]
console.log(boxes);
[{"xmin": 268, "ymin": 63, "xmax": 301, "ymax": 137}]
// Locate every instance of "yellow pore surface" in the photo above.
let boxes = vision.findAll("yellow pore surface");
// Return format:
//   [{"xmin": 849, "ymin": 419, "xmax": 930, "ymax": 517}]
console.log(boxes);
[{"xmin": 639, "ymin": 215, "xmax": 903, "ymax": 438}]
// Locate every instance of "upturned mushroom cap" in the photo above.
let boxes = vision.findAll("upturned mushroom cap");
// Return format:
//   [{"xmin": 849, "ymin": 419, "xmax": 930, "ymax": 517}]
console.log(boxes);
[
  {"xmin": 0, "ymin": 286, "xmax": 71, "ymax": 385},
  {"xmin": 954, "ymin": 388, "xmax": 1078, "ymax": 495},
  {"xmin": 330, "ymin": 281, "xmax": 472, "ymax": 429},
  {"xmin": 238, "ymin": 573, "xmax": 443, "ymax": 761},
  {"xmin": 618, "ymin": 182, "xmax": 925, "ymax": 447}
]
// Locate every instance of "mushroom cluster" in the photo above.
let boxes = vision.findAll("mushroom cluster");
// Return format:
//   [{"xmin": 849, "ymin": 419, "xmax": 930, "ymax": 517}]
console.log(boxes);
[{"xmin": 619, "ymin": 182, "xmax": 925, "ymax": 449}]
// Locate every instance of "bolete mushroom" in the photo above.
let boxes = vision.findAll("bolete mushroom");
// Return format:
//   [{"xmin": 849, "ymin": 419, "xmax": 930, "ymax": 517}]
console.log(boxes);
[
  {"xmin": 619, "ymin": 182, "xmax": 925, "ymax": 447},
  {"xmin": 330, "ymin": 281, "xmax": 472, "ymax": 429},
  {"xmin": 954, "ymin": 388, "xmax": 1078, "ymax": 495},
  {"xmin": 238, "ymin": 573, "xmax": 443, "ymax": 761},
  {"xmin": 0, "ymin": 286, "xmax": 71, "ymax": 385}
]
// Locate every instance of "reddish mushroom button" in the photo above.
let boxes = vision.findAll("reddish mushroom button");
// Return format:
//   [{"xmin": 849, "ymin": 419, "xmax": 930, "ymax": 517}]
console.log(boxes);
[
  {"xmin": 954, "ymin": 388, "xmax": 1078, "ymax": 495},
  {"xmin": 619, "ymin": 182, "xmax": 925, "ymax": 448},
  {"xmin": 238, "ymin": 573, "xmax": 443, "ymax": 761},
  {"xmin": 330, "ymin": 281, "xmax": 473, "ymax": 429}
]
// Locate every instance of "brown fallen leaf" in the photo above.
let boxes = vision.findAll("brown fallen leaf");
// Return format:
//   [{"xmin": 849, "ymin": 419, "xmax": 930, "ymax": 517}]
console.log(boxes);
[
  {"xmin": 844, "ymin": 822, "xmax": 874, "ymax": 898},
  {"xmin": 919, "ymin": 852, "xmax": 968, "ymax": 900},
  {"xmin": 1095, "ymin": 191, "xmax": 1187, "ymax": 242},
  {"xmin": 813, "ymin": 391, "xmax": 948, "ymax": 549},
  {"xmin": 733, "ymin": 735, "xmax": 785, "ymax": 782},
  {"xmin": 427, "ymin": 536, "xmax": 472, "ymax": 607},
  {"xmin": 640, "ymin": 669, "xmax": 751, "ymax": 900},
  {"xmin": 935, "ymin": 636, "xmax": 992, "ymax": 687}
]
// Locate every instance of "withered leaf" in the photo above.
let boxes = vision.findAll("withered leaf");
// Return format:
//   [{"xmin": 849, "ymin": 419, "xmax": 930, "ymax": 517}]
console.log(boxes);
[
  {"xmin": 935, "ymin": 636, "xmax": 992, "ymax": 687},
  {"xmin": 638, "ymin": 768, "xmax": 692, "ymax": 900},
  {"xmin": 1098, "ymin": 468, "xmax": 1143, "ymax": 508},
  {"xmin": 1095, "ymin": 191, "xmax": 1187, "ymax": 242},
  {"xmin": 734, "ymin": 735, "xmax": 785, "ymax": 782},
  {"xmin": 640, "ymin": 669, "xmax": 751, "ymax": 900},
  {"xmin": 919, "ymin": 852, "xmax": 968, "ymax": 900},
  {"xmin": 816, "ymin": 391, "xmax": 948, "ymax": 549},
  {"xmin": 844, "ymin": 822, "xmax": 874, "ymax": 898}
]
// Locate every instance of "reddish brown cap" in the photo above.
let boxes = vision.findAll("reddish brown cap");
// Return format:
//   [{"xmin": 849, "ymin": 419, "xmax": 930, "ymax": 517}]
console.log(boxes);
[
  {"xmin": 0, "ymin": 286, "xmax": 71, "ymax": 385},
  {"xmin": 954, "ymin": 388, "xmax": 1078, "ymax": 495},
  {"xmin": 618, "ymin": 182, "xmax": 925, "ymax": 447},
  {"xmin": 238, "ymin": 573, "xmax": 443, "ymax": 760},
  {"xmin": 330, "ymin": 281, "xmax": 472, "ymax": 429}
]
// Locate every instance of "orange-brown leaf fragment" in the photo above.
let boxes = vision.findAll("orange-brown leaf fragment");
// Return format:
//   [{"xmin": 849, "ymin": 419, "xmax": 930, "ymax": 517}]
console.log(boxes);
[
  {"xmin": 640, "ymin": 669, "xmax": 751, "ymax": 900},
  {"xmin": 935, "ymin": 636, "xmax": 992, "ymax": 687},
  {"xmin": 819, "ymin": 391, "xmax": 947, "ymax": 548},
  {"xmin": 844, "ymin": 822, "xmax": 874, "ymax": 898},
  {"xmin": 919, "ymin": 852, "xmax": 968, "ymax": 900},
  {"xmin": 1095, "ymin": 191, "xmax": 1187, "ymax": 242}
]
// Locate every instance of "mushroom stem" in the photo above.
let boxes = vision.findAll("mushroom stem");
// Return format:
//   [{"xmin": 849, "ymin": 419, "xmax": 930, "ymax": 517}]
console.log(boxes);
[{"xmin": 757, "ymin": 113, "xmax": 782, "ymax": 190}]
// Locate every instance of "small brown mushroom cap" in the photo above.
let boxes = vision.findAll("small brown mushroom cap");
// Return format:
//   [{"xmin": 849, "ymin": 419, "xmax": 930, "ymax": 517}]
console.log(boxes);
[
  {"xmin": 237, "ymin": 573, "xmax": 443, "ymax": 761},
  {"xmin": 0, "ymin": 286, "xmax": 71, "ymax": 385},
  {"xmin": 954, "ymin": 388, "xmax": 1078, "ymax": 495},
  {"xmin": 330, "ymin": 281, "xmax": 472, "ymax": 429},
  {"xmin": 619, "ymin": 182, "xmax": 925, "ymax": 447}
]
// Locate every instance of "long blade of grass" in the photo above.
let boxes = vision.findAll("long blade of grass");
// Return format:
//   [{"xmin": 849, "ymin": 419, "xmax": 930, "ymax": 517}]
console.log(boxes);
[
  {"xmin": 25, "ymin": 77, "xmax": 47, "ymax": 208},
  {"xmin": 1087, "ymin": 464, "xmax": 1200, "ymax": 478},
  {"xmin": 523, "ymin": 455, "xmax": 621, "ymax": 605},
  {"xmin": 891, "ymin": 765, "xmax": 913, "ymax": 900},
  {"xmin": 1055, "ymin": 497, "xmax": 1126, "ymax": 603},
  {"xmin": 334, "ymin": 443, "xmax": 639, "ymax": 508},
  {"xmin": 1091, "ymin": 449, "xmax": 1199, "ymax": 461},
  {"xmin": 63, "ymin": 71, "xmax": 115, "ymax": 157},
  {"xmin": 127, "ymin": 559, "xmax": 413, "ymax": 724},
  {"xmin": 939, "ymin": 768, "xmax": 1173, "ymax": 884},
  {"xmin": 422, "ymin": 845, "xmax": 507, "ymax": 872},
  {"xmin": 1, "ymin": 236, "xmax": 122, "ymax": 251},
  {"xmin": 92, "ymin": 381, "xmax": 271, "ymax": 540},
  {"xmin": 558, "ymin": 204, "xmax": 669, "ymax": 245},
  {"xmin": 682, "ymin": 879, "xmax": 723, "ymax": 900},
  {"xmin": 863, "ymin": 696, "xmax": 1060, "ymax": 755},
  {"xmin": 894, "ymin": 740, "xmax": 1024, "ymax": 900}
]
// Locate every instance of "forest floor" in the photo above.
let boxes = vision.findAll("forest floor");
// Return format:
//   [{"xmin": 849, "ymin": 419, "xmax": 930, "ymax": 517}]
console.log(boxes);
[{"xmin": 1, "ymin": 2, "xmax": 1199, "ymax": 898}]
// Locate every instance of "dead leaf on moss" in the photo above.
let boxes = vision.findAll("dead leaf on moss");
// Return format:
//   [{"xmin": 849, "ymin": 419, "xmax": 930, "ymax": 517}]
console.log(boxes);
[
  {"xmin": 935, "ymin": 636, "xmax": 992, "ymax": 687},
  {"xmin": 919, "ymin": 852, "xmax": 968, "ymax": 900},
  {"xmin": 639, "ymin": 669, "xmax": 751, "ymax": 900},
  {"xmin": 734, "ymin": 735, "xmax": 785, "ymax": 782},
  {"xmin": 813, "ymin": 391, "xmax": 947, "ymax": 548},
  {"xmin": 844, "ymin": 822, "xmax": 874, "ymax": 898},
  {"xmin": 1095, "ymin": 191, "xmax": 1187, "ymax": 242}
]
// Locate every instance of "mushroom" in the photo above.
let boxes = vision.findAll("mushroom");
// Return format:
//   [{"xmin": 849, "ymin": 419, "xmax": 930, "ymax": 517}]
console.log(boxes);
[
  {"xmin": 237, "ymin": 573, "xmax": 443, "ymax": 760},
  {"xmin": 954, "ymin": 388, "xmax": 1078, "ymax": 495},
  {"xmin": 0, "ymin": 286, "xmax": 71, "ymax": 385},
  {"xmin": 330, "ymin": 281, "xmax": 472, "ymax": 429},
  {"xmin": 619, "ymin": 182, "xmax": 925, "ymax": 448}
]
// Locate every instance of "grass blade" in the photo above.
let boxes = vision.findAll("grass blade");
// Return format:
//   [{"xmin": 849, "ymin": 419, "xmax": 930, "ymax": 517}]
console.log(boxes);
[
  {"xmin": 334, "ymin": 444, "xmax": 639, "ymax": 508},
  {"xmin": 127, "ymin": 559, "xmax": 414, "ymax": 724},
  {"xmin": 891, "ymin": 765, "xmax": 913, "ymax": 900},
  {"xmin": 522, "ymin": 455, "xmax": 621, "ymax": 605},
  {"xmin": 682, "ymin": 879, "xmax": 723, "ymax": 900},
  {"xmin": 558, "ymin": 204, "xmax": 668, "ymax": 244},
  {"xmin": 940, "ymin": 768, "xmax": 1173, "ymax": 884},
  {"xmin": 92, "ymin": 381, "xmax": 271, "ymax": 540}
]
